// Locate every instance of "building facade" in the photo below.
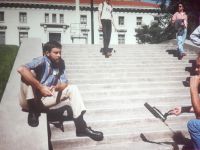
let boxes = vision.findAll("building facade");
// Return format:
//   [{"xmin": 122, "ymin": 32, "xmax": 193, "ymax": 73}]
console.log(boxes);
[{"xmin": 0, "ymin": 0, "xmax": 160, "ymax": 45}]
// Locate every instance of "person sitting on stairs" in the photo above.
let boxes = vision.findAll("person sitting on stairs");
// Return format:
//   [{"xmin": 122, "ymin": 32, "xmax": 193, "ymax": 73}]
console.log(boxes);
[
  {"xmin": 169, "ymin": 54, "xmax": 200, "ymax": 149},
  {"xmin": 17, "ymin": 41, "xmax": 103, "ymax": 141}
]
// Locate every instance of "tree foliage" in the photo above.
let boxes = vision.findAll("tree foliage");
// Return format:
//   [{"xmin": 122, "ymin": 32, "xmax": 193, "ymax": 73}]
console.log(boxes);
[{"xmin": 135, "ymin": 13, "xmax": 176, "ymax": 44}]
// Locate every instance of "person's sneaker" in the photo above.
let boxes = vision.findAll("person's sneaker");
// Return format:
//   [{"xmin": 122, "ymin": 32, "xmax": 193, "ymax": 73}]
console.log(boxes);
[
  {"xmin": 105, "ymin": 52, "xmax": 112, "ymax": 58},
  {"xmin": 100, "ymin": 48, "xmax": 106, "ymax": 55},
  {"xmin": 179, "ymin": 53, "xmax": 187, "ymax": 60},
  {"xmin": 28, "ymin": 112, "xmax": 40, "ymax": 127},
  {"xmin": 76, "ymin": 127, "xmax": 104, "ymax": 141}
]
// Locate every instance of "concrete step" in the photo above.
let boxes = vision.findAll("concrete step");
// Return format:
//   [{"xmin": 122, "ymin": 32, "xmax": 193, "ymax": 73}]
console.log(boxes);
[
  {"xmin": 67, "ymin": 74, "xmax": 190, "ymax": 82},
  {"xmin": 83, "ymin": 93, "xmax": 191, "ymax": 101},
  {"xmin": 83, "ymin": 105, "xmax": 193, "ymax": 121},
  {"xmin": 65, "ymin": 64, "xmax": 191, "ymax": 69},
  {"xmin": 84, "ymin": 98, "xmax": 191, "ymax": 110},
  {"xmin": 62, "ymin": 44, "xmax": 175, "ymax": 49},
  {"xmin": 69, "ymin": 76, "xmax": 188, "ymax": 84},
  {"xmin": 52, "ymin": 140, "xmax": 192, "ymax": 150},
  {"xmin": 82, "ymin": 92, "xmax": 190, "ymax": 102},
  {"xmin": 62, "ymin": 55, "xmax": 196, "ymax": 61},
  {"xmin": 51, "ymin": 123, "xmax": 190, "ymax": 149},
  {"xmin": 63, "ymin": 51, "xmax": 196, "ymax": 56},
  {"xmin": 77, "ymin": 81, "xmax": 187, "ymax": 91},
  {"xmin": 50, "ymin": 115, "xmax": 193, "ymax": 134},
  {"xmin": 79, "ymin": 87, "xmax": 189, "ymax": 98},
  {"xmin": 66, "ymin": 67, "xmax": 190, "ymax": 74},
  {"xmin": 68, "ymin": 74, "xmax": 189, "ymax": 81},
  {"xmin": 65, "ymin": 60, "xmax": 192, "ymax": 65}
]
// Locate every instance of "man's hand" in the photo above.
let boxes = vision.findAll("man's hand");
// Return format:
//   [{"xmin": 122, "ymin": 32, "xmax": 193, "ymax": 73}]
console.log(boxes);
[
  {"xmin": 168, "ymin": 106, "xmax": 182, "ymax": 116},
  {"xmin": 39, "ymin": 85, "xmax": 54, "ymax": 97}
]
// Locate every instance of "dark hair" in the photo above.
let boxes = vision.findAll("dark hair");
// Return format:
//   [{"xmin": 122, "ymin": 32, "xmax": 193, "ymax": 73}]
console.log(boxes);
[
  {"xmin": 177, "ymin": 2, "xmax": 184, "ymax": 10},
  {"xmin": 43, "ymin": 41, "xmax": 62, "ymax": 53}
]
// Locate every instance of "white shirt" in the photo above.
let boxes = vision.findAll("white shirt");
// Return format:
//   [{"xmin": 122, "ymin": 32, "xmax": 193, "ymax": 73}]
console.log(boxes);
[
  {"xmin": 98, "ymin": 1, "xmax": 113, "ymax": 20},
  {"xmin": 190, "ymin": 25, "xmax": 200, "ymax": 46}
]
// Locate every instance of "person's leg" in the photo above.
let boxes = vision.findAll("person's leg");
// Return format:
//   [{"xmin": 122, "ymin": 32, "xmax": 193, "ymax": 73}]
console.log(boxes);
[
  {"xmin": 19, "ymin": 81, "xmax": 40, "ymax": 127},
  {"xmin": 107, "ymin": 20, "xmax": 112, "ymax": 50},
  {"xmin": 177, "ymin": 28, "xmax": 187, "ymax": 60},
  {"xmin": 101, "ymin": 19, "xmax": 108, "ymax": 54},
  {"xmin": 103, "ymin": 20, "xmax": 112, "ymax": 57},
  {"xmin": 187, "ymin": 119, "xmax": 200, "ymax": 150},
  {"xmin": 177, "ymin": 32, "xmax": 183, "ymax": 54},
  {"xmin": 61, "ymin": 85, "xmax": 103, "ymax": 141},
  {"xmin": 182, "ymin": 28, "xmax": 187, "ymax": 53}
]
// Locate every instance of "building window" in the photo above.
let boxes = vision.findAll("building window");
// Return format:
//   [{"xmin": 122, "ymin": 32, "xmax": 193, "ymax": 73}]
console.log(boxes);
[
  {"xmin": 0, "ymin": 12, "xmax": 4, "ymax": 22},
  {"xmin": 118, "ymin": 34, "xmax": 125, "ymax": 44},
  {"xmin": 19, "ymin": 32, "xmax": 28, "ymax": 45},
  {"xmin": 136, "ymin": 17, "xmax": 142, "ymax": 26},
  {"xmin": 118, "ymin": 16, "xmax": 124, "ymax": 26},
  {"xmin": 80, "ymin": 15, "xmax": 87, "ymax": 25},
  {"xmin": 19, "ymin": 12, "xmax": 27, "ymax": 23},
  {"xmin": 52, "ymin": 14, "xmax": 57, "ymax": 23},
  {"xmin": 45, "ymin": 13, "xmax": 49, "ymax": 23},
  {"xmin": 60, "ymin": 14, "xmax": 64, "ymax": 24},
  {"xmin": 0, "ymin": 32, "xmax": 5, "ymax": 44}
]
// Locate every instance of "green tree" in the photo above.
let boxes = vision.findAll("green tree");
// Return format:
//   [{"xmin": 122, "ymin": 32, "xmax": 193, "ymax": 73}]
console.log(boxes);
[{"xmin": 135, "ymin": 13, "xmax": 176, "ymax": 44}]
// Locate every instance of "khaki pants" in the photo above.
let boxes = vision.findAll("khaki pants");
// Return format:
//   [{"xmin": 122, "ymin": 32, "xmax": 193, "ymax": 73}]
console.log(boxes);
[{"xmin": 19, "ymin": 81, "xmax": 86, "ymax": 118}]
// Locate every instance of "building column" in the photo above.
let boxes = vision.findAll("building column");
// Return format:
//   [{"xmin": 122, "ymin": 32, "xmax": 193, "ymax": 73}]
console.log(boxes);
[{"xmin": 75, "ymin": 0, "xmax": 80, "ymax": 23}]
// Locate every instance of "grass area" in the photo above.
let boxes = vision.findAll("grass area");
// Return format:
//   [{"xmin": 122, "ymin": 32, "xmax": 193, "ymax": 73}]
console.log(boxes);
[{"xmin": 0, "ymin": 45, "xmax": 19, "ymax": 101}]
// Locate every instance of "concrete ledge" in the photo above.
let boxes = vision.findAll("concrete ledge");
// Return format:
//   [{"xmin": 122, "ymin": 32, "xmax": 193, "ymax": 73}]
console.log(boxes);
[{"xmin": 0, "ymin": 38, "xmax": 48, "ymax": 150}]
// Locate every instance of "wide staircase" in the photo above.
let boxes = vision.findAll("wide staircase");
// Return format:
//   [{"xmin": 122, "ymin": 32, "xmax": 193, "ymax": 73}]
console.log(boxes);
[{"xmin": 49, "ymin": 43, "xmax": 197, "ymax": 150}]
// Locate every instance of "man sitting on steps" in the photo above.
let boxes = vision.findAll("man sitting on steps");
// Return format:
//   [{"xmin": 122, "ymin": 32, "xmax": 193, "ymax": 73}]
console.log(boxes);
[
  {"xmin": 169, "ymin": 54, "xmax": 200, "ymax": 149},
  {"xmin": 17, "ymin": 41, "xmax": 103, "ymax": 141}
]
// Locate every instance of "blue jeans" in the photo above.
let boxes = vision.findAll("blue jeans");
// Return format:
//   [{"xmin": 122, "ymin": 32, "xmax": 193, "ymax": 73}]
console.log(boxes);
[
  {"xmin": 177, "ymin": 28, "xmax": 187, "ymax": 54},
  {"xmin": 187, "ymin": 119, "xmax": 200, "ymax": 150}
]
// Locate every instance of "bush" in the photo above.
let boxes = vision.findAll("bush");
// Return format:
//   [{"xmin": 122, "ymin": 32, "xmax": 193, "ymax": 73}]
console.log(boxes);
[
  {"xmin": 0, "ymin": 45, "xmax": 19, "ymax": 101},
  {"xmin": 135, "ymin": 13, "xmax": 176, "ymax": 44}
]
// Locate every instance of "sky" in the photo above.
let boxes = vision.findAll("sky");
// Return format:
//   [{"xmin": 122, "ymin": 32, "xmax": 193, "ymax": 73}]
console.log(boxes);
[{"xmin": 142, "ymin": 0, "xmax": 170, "ymax": 5}]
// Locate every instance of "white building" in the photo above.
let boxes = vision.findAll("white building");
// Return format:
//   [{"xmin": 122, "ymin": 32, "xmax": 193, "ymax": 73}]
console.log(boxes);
[{"xmin": 0, "ymin": 0, "xmax": 160, "ymax": 45}]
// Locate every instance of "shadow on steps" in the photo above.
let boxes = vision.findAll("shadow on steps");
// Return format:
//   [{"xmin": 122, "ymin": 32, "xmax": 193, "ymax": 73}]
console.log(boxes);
[
  {"xmin": 47, "ymin": 106, "xmax": 74, "ymax": 150},
  {"xmin": 166, "ymin": 49, "xmax": 179, "ymax": 58},
  {"xmin": 140, "ymin": 132, "xmax": 193, "ymax": 150},
  {"xmin": 183, "ymin": 59, "xmax": 197, "ymax": 87},
  {"xmin": 47, "ymin": 105, "xmax": 73, "ymax": 132}
]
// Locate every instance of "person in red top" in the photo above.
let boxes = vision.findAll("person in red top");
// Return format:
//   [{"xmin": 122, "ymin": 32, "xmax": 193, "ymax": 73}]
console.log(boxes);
[{"xmin": 171, "ymin": 2, "xmax": 188, "ymax": 60}]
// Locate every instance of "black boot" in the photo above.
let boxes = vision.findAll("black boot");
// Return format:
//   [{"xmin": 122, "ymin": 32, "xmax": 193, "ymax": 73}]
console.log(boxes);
[
  {"xmin": 74, "ymin": 113, "xmax": 104, "ymax": 141},
  {"xmin": 27, "ymin": 100, "xmax": 40, "ymax": 127}
]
